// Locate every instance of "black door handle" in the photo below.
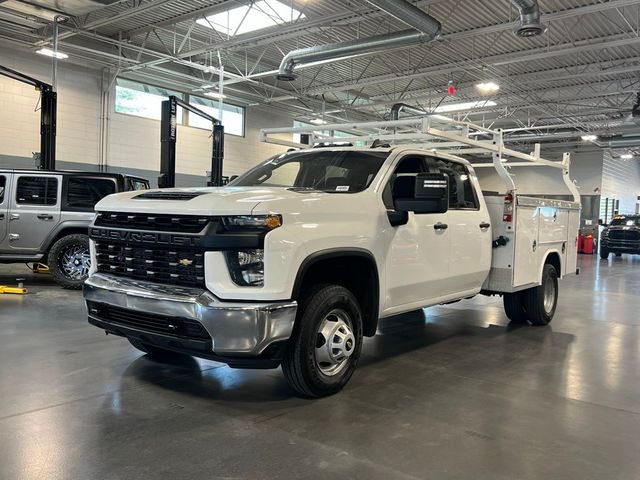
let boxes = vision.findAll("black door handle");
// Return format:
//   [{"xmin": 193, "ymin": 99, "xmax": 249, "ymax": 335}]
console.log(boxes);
[
  {"xmin": 37, "ymin": 214, "xmax": 53, "ymax": 220},
  {"xmin": 480, "ymin": 222, "xmax": 491, "ymax": 229},
  {"xmin": 434, "ymin": 223, "xmax": 448, "ymax": 230}
]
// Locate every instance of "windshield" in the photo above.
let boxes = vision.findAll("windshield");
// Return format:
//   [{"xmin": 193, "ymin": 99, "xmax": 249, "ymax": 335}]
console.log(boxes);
[
  {"xmin": 610, "ymin": 216, "xmax": 640, "ymax": 226},
  {"xmin": 230, "ymin": 150, "xmax": 389, "ymax": 193}
]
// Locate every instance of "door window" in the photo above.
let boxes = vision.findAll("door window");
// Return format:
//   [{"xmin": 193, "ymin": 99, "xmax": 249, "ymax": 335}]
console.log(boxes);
[
  {"xmin": 64, "ymin": 177, "xmax": 117, "ymax": 211},
  {"xmin": 0, "ymin": 176, "xmax": 5, "ymax": 203},
  {"xmin": 430, "ymin": 158, "xmax": 479, "ymax": 210},
  {"xmin": 382, "ymin": 155, "xmax": 428, "ymax": 209},
  {"xmin": 16, "ymin": 177, "xmax": 58, "ymax": 205}
]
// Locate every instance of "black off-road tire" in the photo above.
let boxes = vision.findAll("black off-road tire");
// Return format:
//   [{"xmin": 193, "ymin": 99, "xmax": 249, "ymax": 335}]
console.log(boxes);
[
  {"xmin": 524, "ymin": 264, "xmax": 558, "ymax": 326},
  {"xmin": 47, "ymin": 233, "xmax": 91, "ymax": 290},
  {"xmin": 127, "ymin": 338, "xmax": 189, "ymax": 360},
  {"xmin": 600, "ymin": 248, "xmax": 610, "ymax": 260},
  {"xmin": 282, "ymin": 284, "xmax": 363, "ymax": 398},
  {"xmin": 503, "ymin": 291, "xmax": 528, "ymax": 323}
]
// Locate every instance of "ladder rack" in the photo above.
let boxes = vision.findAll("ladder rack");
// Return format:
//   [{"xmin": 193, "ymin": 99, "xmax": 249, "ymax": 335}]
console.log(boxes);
[{"xmin": 260, "ymin": 115, "xmax": 581, "ymax": 204}]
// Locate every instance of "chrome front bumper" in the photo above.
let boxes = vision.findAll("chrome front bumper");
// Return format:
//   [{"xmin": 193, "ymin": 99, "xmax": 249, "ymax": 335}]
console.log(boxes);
[{"xmin": 83, "ymin": 273, "xmax": 297, "ymax": 357}]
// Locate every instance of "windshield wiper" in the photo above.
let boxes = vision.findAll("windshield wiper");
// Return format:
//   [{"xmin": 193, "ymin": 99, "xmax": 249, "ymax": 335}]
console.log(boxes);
[{"xmin": 287, "ymin": 187, "xmax": 320, "ymax": 193}]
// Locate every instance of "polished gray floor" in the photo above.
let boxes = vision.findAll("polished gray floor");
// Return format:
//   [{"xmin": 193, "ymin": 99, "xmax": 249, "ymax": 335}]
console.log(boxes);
[{"xmin": 1, "ymin": 255, "xmax": 639, "ymax": 480}]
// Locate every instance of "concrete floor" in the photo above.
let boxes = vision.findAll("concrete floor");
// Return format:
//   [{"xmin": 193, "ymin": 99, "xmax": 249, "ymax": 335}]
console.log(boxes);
[{"xmin": 1, "ymin": 255, "xmax": 639, "ymax": 480}]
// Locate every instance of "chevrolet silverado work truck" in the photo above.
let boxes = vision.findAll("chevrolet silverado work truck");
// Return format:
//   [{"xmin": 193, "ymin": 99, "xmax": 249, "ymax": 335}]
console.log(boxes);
[{"xmin": 84, "ymin": 117, "xmax": 581, "ymax": 397}]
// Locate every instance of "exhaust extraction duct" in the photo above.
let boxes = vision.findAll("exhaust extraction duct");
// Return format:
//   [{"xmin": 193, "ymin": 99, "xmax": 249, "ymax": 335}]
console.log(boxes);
[
  {"xmin": 277, "ymin": 0, "xmax": 441, "ymax": 81},
  {"xmin": 510, "ymin": 0, "xmax": 545, "ymax": 37}
]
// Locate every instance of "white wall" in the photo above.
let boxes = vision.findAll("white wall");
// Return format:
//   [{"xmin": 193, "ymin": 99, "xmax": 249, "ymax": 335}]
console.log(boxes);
[
  {"xmin": 601, "ymin": 150, "xmax": 640, "ymax": 215},
  {"xmin": 0, "ymin": 43, "xmax": 289, "ymax": 183},
  {"xmin": 475, "ymin": 149, "xmax": 604, "ymax": 197}
]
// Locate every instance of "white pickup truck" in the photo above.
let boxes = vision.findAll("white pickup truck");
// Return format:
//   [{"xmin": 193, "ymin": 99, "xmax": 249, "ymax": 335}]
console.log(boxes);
[{"xmin": 84, "ymin": 117, "xmax": 581, "ymax": 397}]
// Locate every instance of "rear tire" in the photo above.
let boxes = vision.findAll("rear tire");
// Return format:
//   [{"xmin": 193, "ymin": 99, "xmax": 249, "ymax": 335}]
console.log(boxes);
[
  {"xmin": 524, "ymin": 264, "xmax": 558, "ymax": 326},
  {"xmin": 503, "ymin": 292, "xmax": 528, "ymax": 323},
  {"xmin": 127, "ymin": 338, "xmax": 188, "ymax": 360},
  {"xmin": 282, "ymin": 284, "xmax": 363, "ymax": 398},
  {"xmin": 48, "ymin": 234, "xmax": 91, "ymax": 289},
  {"xmin": 600, "ymin": 248, "xmax": 610, "ymax": 259}
]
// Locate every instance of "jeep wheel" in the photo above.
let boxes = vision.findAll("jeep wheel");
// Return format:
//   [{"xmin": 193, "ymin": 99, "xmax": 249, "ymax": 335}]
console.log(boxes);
[
  {"xmin": 524, "ymin": 264, "xmax": 558, "ymax": 326},
  {"xmin": 600, "ymin": 248, "xmax": 610, "ymax": 260},
  {"xmin": 282, "ymin": 284, "xmax": 363, "ymax": 398},
  {"xmin": 48, "ymin": 234, "xmax": 91, "ymax": 289}
]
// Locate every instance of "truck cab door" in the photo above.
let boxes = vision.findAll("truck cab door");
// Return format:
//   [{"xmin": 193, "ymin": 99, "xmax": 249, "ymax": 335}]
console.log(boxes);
[
  {"xmin": 0, "ymin": 173, "xmax": 8, "ymax": 246},
  {"xmin": 428, "ymin": 157, "xmax": 492, "ymax": 293},
  {"xmin": 8, "ymin": 174, "xmax": 61, "ymax": 252},
  {"xmin": 381, "ymin": 154, "xmax": 451, "ymax": 313}
]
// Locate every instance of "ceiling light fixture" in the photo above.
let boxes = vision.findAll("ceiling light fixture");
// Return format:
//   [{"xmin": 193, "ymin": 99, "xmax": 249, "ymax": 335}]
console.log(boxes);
[
  {"xmin": 581, "ymin": 134, "xmax": 597, "ymax": 142},
  {"xmin": 620, "ymin": 153, "xmax": 633, "ymax": 159},
  {"xmin": 205, "ymin": 92, "xmax": 227, "ymax": 99},
  {"xmin": 36, "ymin": 47, "xmax": 68, "ymax": 59},
  {"xmin": 310, "ymin": 118, "xmax": 328, "ymax": 125},
  {"xmin": 476, "ymin": 81, "xmax": 500, "ymax": 93},
  {"xmin": 434, "ymin": 100, "xmax": 497, "ymax": 113}
]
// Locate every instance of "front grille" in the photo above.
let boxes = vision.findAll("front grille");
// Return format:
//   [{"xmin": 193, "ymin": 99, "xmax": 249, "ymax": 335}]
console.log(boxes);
[
  {"xmin": 95, "ymin": 242, "xmax": 205, "ymax": 287},
  {"xmin": 95, "ymin": 212, "xmax": 212, "ymax": 233},
  {"xmin": 608, "ymin": 230, "xmax": 640, "ymax": 241},
  {"xmin": 88, "ymin": 302, "xmax": 210, "ymax": 340}
]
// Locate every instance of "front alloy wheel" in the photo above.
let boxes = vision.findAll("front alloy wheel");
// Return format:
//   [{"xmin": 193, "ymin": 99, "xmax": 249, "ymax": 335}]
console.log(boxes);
[
  {"xmin": 314, "ymin": 309, "xmax": 356, "ymax": 377},
  {"xmin": 48, "ymin": 234, "xmax": 91, "ymax": 289}
]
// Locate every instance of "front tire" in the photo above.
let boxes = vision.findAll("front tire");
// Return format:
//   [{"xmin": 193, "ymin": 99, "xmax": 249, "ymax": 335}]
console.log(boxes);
[
  {"xmin": 600, "ymin": 248, "xmax": 610, "ymax": 259},
  {"xmin": 524, "ymin": 264, "xmax": 558, "ymax": 326},
  {"xmin": 48, "ymin": 234, "xmax": 91, "ymax": 289},
  {"xmin": 282, "ymin": 284, "xmax": 363, "ymax": 398}
]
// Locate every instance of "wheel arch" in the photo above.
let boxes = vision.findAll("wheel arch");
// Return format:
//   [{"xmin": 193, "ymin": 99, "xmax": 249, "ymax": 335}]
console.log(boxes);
[
  {"xmin": 542, "ymin": 250, "xmax": 562, "ymax": 279},
  {"xmin": 292, "ymin": 248, "xmax": 380, "ymax": 337},
  {"xmin": 42, "ymin": 222, "xmax": 90, "ymax": 258}
]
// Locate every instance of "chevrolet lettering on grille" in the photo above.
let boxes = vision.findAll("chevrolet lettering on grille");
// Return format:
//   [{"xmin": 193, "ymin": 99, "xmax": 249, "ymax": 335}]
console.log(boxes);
[{"xmin": 90, "ymin": 228, "xmax": 199, "ymax": 247}]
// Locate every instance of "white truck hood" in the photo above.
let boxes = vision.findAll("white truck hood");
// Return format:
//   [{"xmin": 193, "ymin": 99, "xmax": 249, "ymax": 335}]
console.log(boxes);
[{"xmin": 95, "ymin": 186, "xmax": 340, "ymax": 215}]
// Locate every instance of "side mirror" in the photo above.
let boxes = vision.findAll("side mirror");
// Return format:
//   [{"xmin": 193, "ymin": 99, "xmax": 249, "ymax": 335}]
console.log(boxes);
[{"xmin": 393, "ymin": 173, "xmax": 449, "ymax": 214}]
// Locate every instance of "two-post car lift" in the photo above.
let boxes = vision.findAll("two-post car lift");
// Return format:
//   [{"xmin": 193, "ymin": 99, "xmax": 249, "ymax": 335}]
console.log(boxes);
[{"xmin": 0, "ymin": 65, "xmax": 56, "ymax": 170}]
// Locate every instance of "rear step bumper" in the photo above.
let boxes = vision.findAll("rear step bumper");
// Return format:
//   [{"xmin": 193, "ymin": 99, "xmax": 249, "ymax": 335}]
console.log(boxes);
[{"xmin": 83, "ymin": 273, "xmax": 297, "ymax": 365}]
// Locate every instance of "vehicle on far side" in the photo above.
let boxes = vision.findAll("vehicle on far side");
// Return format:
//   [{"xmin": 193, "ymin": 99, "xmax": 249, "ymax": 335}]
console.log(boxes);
[
  {"xmin": 600, "ymin": 215, "xmax": 640, "ymax": 259},
  {"xmin": 0, "ymin": 170, "xmax": 149, "ymax": 289}
]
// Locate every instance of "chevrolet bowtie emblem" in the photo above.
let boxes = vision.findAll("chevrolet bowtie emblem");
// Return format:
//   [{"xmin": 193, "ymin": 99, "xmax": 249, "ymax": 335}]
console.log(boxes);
[{"xmin": 178, "ymin": 258, "xmax": 193, "ymax": 267}]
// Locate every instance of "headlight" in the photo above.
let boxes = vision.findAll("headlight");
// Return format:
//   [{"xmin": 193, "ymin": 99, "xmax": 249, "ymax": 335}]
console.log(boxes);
[
  {"xmin": 221, "ymin": 215, "xmax": 282, "ymax": 231},
  {"xmin": 225, "ymin": 249, "xmax": 264, "ymax": 286}
]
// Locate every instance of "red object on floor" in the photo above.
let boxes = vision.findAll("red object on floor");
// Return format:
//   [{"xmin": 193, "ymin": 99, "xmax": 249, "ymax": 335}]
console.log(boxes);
[
  {"xmin": 583, "ymin": 235, "xmax": 594, "ymax": 254},
  {"xmin": 578, "ymin": 232, "xmax": 584, "ymax": 253}
]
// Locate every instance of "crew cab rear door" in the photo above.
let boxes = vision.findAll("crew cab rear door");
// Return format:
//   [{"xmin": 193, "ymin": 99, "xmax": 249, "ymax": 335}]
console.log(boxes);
[
  {"xmin": 428, "ymin": 156, "xmax": 492, "ymax": 292},
  {"xmin": 8, "ymin": 174, "xmax": 61, "ymax": 251}
]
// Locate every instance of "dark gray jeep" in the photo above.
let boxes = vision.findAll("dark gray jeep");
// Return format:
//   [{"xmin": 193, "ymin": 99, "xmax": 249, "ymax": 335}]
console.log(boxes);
[
  {"xmin": 0, "ymin": 170, "xmax": 149, "ymax": 288},
  {"xmin": 600, "ymin": 215, "xmax": 640, "ymax": 259}
]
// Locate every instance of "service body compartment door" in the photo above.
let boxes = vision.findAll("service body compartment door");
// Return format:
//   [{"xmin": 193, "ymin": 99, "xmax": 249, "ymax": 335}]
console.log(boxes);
[
  {"xmin": 513, "ymin": 205, "xmax": 540, "ymax": 287},
  {"xmin": 564, "ymin": 210, "xmax": 580, "ymax": 276}
]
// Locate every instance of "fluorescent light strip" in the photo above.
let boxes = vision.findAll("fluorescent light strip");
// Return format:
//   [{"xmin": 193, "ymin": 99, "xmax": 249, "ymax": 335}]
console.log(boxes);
[
  {"xmin": 434, "ymin": 100, "xmax": 497, "ymax": 113},
  {"xmin": 36, "ymin": 47, "xmax": 68, "ymax": 59}
]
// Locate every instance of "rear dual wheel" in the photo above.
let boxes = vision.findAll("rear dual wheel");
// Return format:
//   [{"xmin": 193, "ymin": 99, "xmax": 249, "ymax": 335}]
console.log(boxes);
[{"xmin": 503, "ymin": 264, "xmax": 558, "ymax": 326}]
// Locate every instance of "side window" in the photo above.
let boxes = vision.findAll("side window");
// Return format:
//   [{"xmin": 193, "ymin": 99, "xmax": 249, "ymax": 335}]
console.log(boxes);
[
  {"xmin": 382, "ymin": 155, "xmax": 428, "ymax": 210},
  {"xmin": 65, "ymin": 178, "xmax": 117, "ymax": 211},
  {"xmin": 431, "ymin": 159, "xmax": 478, "ymax": 210},
  {"xmin": 17, "ymin": 177, "xmax": 58, "ymax": 205},
  {"xmin": 0, "ymin": 176, "xmax": 5, "ymax": 203}
]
